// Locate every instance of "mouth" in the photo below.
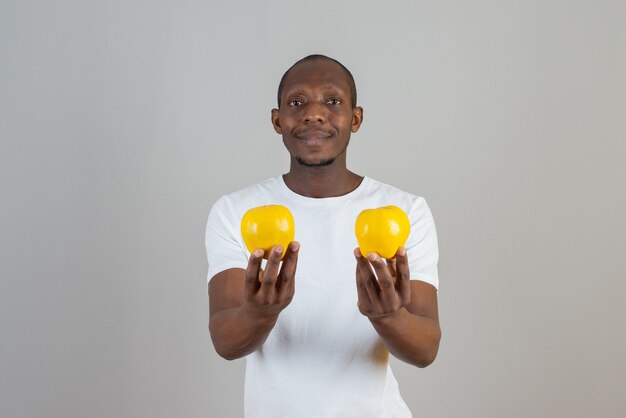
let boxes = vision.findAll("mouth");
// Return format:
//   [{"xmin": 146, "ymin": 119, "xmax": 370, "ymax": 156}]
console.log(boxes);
[{"xmin": 293, "ymin": 130, "xmax": 334, "ymax": 145}]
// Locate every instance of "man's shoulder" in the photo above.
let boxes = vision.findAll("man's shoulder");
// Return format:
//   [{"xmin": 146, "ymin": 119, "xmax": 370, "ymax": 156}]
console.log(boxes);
[
  {"xmin": 362, "ymin": 176, "xmax": 430, "ymax": 215},
  {"xmin": 364, "ymin": 176, "xmax": 420, "ymax": 200},
  {"xmin": 212, "ymin": 176, "xmax": 283, "ymax": 211},
  {"xmin": 226, "ymin": 176, "xmax": 281, "ymax": 198}
]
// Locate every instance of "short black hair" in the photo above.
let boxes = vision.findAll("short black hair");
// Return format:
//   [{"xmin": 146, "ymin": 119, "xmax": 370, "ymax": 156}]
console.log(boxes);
[{"xmin": 277, "ymin": 54, "xmax": 357, "ymax": 108}]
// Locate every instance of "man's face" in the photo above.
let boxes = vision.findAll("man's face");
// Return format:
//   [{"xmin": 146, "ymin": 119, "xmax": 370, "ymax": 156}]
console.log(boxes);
[{"xmin": 271, "ymin": 59, "xmax": 363, "ymax": 167}]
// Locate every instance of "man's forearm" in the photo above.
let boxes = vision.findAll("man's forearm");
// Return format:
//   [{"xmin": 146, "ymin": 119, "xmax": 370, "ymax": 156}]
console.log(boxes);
[
  {"xmin": 209, "ymin": 305, "xmax": 278, "ymax": 360},
  {"xmin": 369, "ymin": 307, "xmax": 441, "ymax": 368}
]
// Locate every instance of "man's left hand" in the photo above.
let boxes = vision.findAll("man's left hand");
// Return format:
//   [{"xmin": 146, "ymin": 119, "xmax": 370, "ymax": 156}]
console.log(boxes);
[{"xmin": 354, "ymin": 246, "xmax": 411, "ymax": 319}]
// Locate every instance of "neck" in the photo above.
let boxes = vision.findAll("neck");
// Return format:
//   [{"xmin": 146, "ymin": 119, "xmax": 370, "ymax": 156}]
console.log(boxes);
[{"xmin": 283, "ymin": 159, "xmax": 363, "ymax": 198}]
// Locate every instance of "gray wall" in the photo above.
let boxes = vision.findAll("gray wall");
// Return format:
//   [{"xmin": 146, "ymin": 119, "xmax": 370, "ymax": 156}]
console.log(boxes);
[{"xmin": 1, "ymin": 1, "xmax": 624, "ymax": 417}]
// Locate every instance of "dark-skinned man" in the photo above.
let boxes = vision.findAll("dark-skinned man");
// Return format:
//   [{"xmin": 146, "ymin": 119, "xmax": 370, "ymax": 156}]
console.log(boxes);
[{"xmin": 206, "ymin": 54, "xmax": 441, "ymax": 418}]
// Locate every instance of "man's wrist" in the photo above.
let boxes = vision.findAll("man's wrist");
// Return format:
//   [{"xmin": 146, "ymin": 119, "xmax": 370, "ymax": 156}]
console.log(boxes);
[
  {"xmin": 367, "ymin": 307, "xmax": 408, "ymax": 327},
  {"xmin": 240, "ymin": 303, "xmax": 280, "ymax": 326}
]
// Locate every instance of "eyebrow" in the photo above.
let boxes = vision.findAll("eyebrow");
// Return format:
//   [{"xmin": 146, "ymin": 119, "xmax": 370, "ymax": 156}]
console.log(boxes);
[{"xmin": 283, "ymin": 84, "xmax": 348, "ymax": 97}]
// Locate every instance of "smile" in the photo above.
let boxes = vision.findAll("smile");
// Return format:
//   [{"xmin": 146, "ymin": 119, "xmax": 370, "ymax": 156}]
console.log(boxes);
[{"xmin": 294, "ymin": 130, "xmax": 334, "ymax": 145}]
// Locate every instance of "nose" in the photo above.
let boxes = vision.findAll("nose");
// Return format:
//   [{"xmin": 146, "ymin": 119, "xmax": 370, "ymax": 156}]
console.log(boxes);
[{"xmin": 303, "ymin": 101, "xmax": 326, "ymax": 123}]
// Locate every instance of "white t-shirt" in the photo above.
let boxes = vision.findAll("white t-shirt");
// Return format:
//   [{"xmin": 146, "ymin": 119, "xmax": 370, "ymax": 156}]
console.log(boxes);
[{"xmin": 206, "ymin": 175, "xmax": 439, "ymax": 418}]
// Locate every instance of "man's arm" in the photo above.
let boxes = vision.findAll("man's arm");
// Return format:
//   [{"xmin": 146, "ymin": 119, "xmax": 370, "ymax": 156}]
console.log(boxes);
[
  {"xmin": 208, "ymin": 243, "xmax": 299, "ymax": 360},
  {"xmin": 368, "ymin": 280, "xmax": 440, "ymax": 367},
  {"xmin": 355, "ymin": 247, "xmax": 441, "ymax": 368}
]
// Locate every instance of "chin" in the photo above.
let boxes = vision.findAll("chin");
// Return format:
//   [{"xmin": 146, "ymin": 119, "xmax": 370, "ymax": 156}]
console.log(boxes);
[{"xmin": 295, "ymin": 156, "xmax": 336, "ymax": 167}]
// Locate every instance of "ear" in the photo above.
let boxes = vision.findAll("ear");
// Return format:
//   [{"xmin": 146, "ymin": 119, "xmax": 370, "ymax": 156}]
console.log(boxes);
[
  {"xmin": 271, "ymin": 108, "xmax": 282, "ymax": 134},
  {"xmin": 351, "ymin": 106, "xmax": 364, "ymax": 133}
]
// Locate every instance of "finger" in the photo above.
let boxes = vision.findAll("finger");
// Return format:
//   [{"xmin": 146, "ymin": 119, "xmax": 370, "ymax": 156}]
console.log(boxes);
[
  {"xmin": 263, "ymin": 245, "xmax": 283, "ymax": 281},
  {"xmin": 387, "ymin": 257, "xmax": 397, "ymax": 281},
  {"xmin": 359, "ymin": 251, "xmax": 381, "ymax": 303},
  {"xmin": 367, "ymin": 252, "xmax": 396, "ymax": 302},
  {"xmin": 354, "ymin": 248, "xmax": 372, "ymax": 315},
  {"xmin": 354, "ymin": 249, "xmax": 373, "ymax": 313},
  {"xmin": 395, "ymin": 247, "xmax": 411, "ymax": 301},
  {"xmin": 277, "ymin": 241, "xmax": 299, "ymax": 293},
  {"xmin": 245, "ymin": 249, "xmax": 264, "ymax": 294},
  {"xmin": 257, "ymin": 245, "xmax": 282, "ymax": 298}
]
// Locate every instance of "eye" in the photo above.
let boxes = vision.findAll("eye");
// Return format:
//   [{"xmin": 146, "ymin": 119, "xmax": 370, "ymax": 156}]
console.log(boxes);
[
  {"xmin": 327, "ymin": 98, "xmax": 342, "ymax": 105},
  {"xmin": 288, "ymin": 99, "xmax": 303, "ymax": 107}
]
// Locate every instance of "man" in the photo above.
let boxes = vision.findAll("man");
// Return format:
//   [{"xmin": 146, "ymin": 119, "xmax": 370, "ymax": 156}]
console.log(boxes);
[{"xmin": 206, "ymin": 55, "xmax": 440, "ymax": 417}]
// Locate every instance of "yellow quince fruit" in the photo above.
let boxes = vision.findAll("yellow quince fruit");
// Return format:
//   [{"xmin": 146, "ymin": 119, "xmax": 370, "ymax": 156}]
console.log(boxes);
[
  {"xmin": 355, "ymin": 205, "xmax": 410, "ymax": 259},
  {"xmin": 241, "ymin": 204, "xmax": 295, "ymax": 259}
]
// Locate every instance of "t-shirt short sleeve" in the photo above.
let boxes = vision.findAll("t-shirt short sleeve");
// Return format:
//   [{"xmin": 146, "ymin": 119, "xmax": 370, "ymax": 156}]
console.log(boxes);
[
  {"xmin": 405, "ymin": 197, "xmax": 439, "ymax": 289},
  {"xmin": 205, "ymin": 196, "xmax": 249, "ymax": 282}
]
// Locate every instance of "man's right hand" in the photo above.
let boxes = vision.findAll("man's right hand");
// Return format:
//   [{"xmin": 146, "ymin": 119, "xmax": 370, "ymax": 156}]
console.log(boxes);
[
  {"xmin": 243, "ymin": 241, "xmax": 300, "ymax": 320},
  {"xmin": 208, "ymin": 241, "xmax": 299, "ymax": 360}
]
